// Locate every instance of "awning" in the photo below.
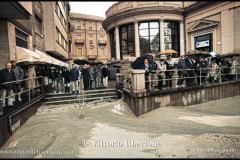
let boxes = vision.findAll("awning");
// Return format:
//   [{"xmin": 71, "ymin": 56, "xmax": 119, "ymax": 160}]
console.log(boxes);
[
  {"xmin": 16, "ymin": 46, "xmax": 42, "ymax": 63},
  {"xmin": 35, "ymin": 49, "xmax": 69, "ymax": 68},
  {"xmin": 15, "ymin": 46, "xmax": 69, "ymax": 68}
]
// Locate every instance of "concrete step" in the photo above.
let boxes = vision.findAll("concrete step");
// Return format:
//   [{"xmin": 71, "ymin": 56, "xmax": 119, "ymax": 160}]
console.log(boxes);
[
  {"xmin": 44, "ymin": 92, "xmax": 118, "ymax": 101},
  {"xmin": 45, "ymin": 88, "xmax": 116, "ymax": 97},
  {"xmin": 43, "ymin": 95, "xmax": 119, "ymax": 105}
]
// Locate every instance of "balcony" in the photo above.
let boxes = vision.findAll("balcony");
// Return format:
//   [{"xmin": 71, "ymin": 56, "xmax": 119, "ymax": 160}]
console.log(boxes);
[
  {"xmin": 75, "ymin": 39, "xmax": 84, "ymax": 44},
  {"xmin": 98, "ymin": 40, "xmax": 107, "ymax": 45},
  {"xmin": 87, "ymin": 55, "xmax": 98, "ymax": 60}
]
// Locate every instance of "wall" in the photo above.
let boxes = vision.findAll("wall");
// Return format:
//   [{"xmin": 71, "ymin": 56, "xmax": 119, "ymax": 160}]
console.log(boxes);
[{"xmin": 123, "ymin": 81, "xmax": 240, "ymax": 117}]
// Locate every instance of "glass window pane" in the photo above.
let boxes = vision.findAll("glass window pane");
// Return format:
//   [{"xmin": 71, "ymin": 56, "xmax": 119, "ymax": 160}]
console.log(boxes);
[
  {"xmin": 150, "ymin": 29, "xmax": 159, "ymax": 36},
  {"xmin": 139, "ymin": 22, "xmax": 148, "ymax": 29},
  {"xmin": 139, "ymin": 29, "xmax": 149, "ymax": 37},
  {"xmin": 149, "ymin": 22, "xmax": 159, "ymax": 28}
]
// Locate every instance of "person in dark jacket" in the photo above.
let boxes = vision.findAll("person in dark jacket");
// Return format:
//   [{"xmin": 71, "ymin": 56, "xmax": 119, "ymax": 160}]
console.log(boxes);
[
  {"xmin": 102, "ymin": 64, "xmax": 110, "ymax": 88},
  {"xmin": 11, "ymin": 60, "xmax": 24, "ymax": 102},
  {"xmin": 62, "ymin": 67, "xmax": 70, "ymax": 93},
  {"xmin": 177, "ymin": 55, "xmax": 189, "ymax": 87},
  {"xmin": 185, "ymin": 56, "xmax": 196, "ymax": 86},
  {"xmin": 0, "ymin": 62, "xmax": 16, "ymax": 107},
  {"xmin": 82, "ymin": 64, "xmax": 90, "ymax": 90},
  {"xmin": 70, "ymin": 64, "xmax": 80, "ymax": 94}
]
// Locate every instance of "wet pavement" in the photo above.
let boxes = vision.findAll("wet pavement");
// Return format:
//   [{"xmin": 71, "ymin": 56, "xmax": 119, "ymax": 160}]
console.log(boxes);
[{"xmin": 0, "ymin": 96, "xmax": 240, "ymax": 158}]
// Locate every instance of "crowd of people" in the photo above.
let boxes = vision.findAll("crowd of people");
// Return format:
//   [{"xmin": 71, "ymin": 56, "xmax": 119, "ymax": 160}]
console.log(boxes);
[
  {"xmin": 141, "ymin": 54, "xmax": 239, "ymax": 90},
  {"xmin": 0, "ymin": 61, "xmax": 110, "ymax": 110}
]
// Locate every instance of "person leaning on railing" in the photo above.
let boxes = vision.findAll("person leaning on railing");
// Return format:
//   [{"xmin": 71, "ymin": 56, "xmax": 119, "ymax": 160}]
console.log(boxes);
[
  {"xmin": 0, "ymin": 62, "xmax": 16, "ymax": 107},
  {"xmin": 195, "ymin": 56, "xmax": 209, "ymax": 85}
]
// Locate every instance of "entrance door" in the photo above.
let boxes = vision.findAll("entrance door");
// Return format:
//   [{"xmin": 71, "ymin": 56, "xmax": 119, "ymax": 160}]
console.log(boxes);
[{"xmin": 194, "ymin": 33, "xmax": 212, "ymax": 52}]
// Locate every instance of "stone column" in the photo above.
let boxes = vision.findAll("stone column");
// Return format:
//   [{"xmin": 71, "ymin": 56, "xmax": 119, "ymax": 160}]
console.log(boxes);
[
  {"xmin": 159, "ymin": 20, "xmax": 165, "ymax": 51},
  {"xmin": 106, "ymin": 32, "xmax": 111, "ymax": 60},
  {"xmin": 134, "ymin": 21, "xmax": 140, "ymax": 57},
  {"xmin": 180, "ymin": 21, "xmax": 185, "ymax": 56},
  {"xmin": 115, "ymin": 26, "xmax": 120, "ymax": 60}
]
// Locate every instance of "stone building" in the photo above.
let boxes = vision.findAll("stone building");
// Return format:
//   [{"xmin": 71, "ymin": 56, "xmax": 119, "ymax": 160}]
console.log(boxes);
[
  {"xmin": 103, "ymin": 1, "xmax": 240, "ymax": 61},
  {"xmin": 70, "ymin": 13, "xmax": 109, "ymax": 63},
  {"xmin": 0, "ymin": 2, "xmax": 71, "ymax": 68}
]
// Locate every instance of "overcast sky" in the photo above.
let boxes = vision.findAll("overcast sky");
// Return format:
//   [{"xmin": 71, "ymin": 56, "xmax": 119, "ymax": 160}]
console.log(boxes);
[{"xmin": 69, "ymin": 1, "xmax": 118, "ymax": 18}]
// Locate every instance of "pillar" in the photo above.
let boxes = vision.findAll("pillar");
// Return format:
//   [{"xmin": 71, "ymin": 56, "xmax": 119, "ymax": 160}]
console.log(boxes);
[
  {"xmin": 115, "ymin": 26, "xmax": 120, "ymax": 60},
  {"xmin": 159, "ymin": 20, "xmax": 165, "ymax": 51},
  {"xmin": 180, "ymin": 21, "xmax": 185, "ymax": 56},
  {"xmin": 134, "ymin": 21, "xmax": 140, "ymax": 57}
]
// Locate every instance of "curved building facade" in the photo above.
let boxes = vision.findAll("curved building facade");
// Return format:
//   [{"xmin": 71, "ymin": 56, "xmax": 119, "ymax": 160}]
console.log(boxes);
[
  {"xmin": 103, "ymin": 1, "xmax": 240, "ymax": 61},
  {"xmin": 103, "ymin": 1, "xmax": 185, "ymax": 60}
]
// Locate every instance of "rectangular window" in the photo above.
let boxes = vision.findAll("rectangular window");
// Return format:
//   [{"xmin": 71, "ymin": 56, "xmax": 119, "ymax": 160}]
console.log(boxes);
[
  {"xmin": 15, "ymin": 28, "xmax": 28, "ymax": 49},
  {"xmin": 89, "ymin": 22, "xmax": 92, "ymax": 30},
  {"xmin": 78, "ymin": 48, "xmax": 82, "ymax": 56},
  {"xmin": 89, "ymin": 35, "xmax": 93, "ymax": 44},
  {"xmin": 35, "ymin": 14, "xmax": 43, "ymax": 36},
  {"xmin": 77, "ymin": 20, "xmax": 81, "ymax": 29},
  {"xmin": 100, "ymin": 48, "xmax": 104, "ymax": 54}
]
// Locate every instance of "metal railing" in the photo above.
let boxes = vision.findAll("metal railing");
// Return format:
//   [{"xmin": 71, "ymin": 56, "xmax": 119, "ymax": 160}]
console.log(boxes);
[
  {"xmin": 0, "ymin": 76, "xmax": 44, "ymax": 116},
  {"xmin": 116, "ymin": 66, "xmax": 240, "ymax": 91}
]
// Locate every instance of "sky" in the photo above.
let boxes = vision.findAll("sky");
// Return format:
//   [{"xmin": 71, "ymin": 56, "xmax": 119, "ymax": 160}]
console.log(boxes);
[{"xmin": 69, "ymin": 1, "xmax": 118, "ymax": 18}]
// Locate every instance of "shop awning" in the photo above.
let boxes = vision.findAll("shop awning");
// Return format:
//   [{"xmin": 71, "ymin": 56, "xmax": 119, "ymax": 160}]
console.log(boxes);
[
  {"xmin": 15, "ymin": 46, "xmax": 69, "ymax": 67},
  {"xmin": 35, "ymin": 49, "xmax": 69, "ymax": 68}
]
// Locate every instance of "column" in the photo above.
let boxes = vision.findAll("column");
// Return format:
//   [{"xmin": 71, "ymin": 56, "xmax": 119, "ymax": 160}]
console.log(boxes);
[
  {"xmin": 106, "ymin": 32, "xmax": 111, "ymax": 60},
  {"xmin": 115, "ymin": 26, "xmax": 120, "ymax": 60},
  {"xmin": 134, "ymin": 21, "xmax": 140, "ymax": 57},
  {"xmin": 180, "ymin": 21, "xmax": 185, "ymax": 56},
  {"xmin": 159, "ymin": 20, "xmax": 165, "ymax": 51}
]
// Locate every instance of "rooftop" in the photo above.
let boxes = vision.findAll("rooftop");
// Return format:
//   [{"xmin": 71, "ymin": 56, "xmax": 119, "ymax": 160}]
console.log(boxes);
[{"xmin": 70, "ymin": 12, "xmax": 105, "ymax": 21}]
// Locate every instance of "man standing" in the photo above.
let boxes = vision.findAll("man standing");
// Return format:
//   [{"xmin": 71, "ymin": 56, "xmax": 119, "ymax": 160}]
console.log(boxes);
[
  {"xmin": 0, "ymin": 62, "xmax": 16, "ymax": 107},
  {"xmin": 70, "ymin": 64, "xmax": 79, "ymax": 94},
  {"xmin": 156, "ymin": 56, "xmax": 166, "ymax": 90},
  {"xmin": 11, "ymin": 60, "xmax": 24, "ymax": 101},
  {"xmin": 102, "ymin": 64, "xmax": 109, "ymax": 88},
  {"xmin": 164, "ymin": 55, "xmax": 175, "ymax": 88}
]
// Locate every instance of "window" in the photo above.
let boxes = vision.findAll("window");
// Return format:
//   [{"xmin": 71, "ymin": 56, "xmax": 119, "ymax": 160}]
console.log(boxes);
[
  {"xmin": 110, "ymin": 29, "xmax": 116, "ymax": 58},
  {"xmin": 77, "ymin": 48, "xmax": 82, "ymax": 56},
  {"xmin": 89, "ymin": 22, "xmax": 92, "ymax": 30},
  {"xmin": 139, "ymin": 21, "xmax": 159, "ymax": 55},
  {"xmin": 195, "ymin": 33, "xmax": 212, "ymax": 52},
  {"xmin": 163, "ymin": 21, "xmax": 180, "ymax": 58},
  {"xmin": 89, "ymin": 35, "xmax": 93, "ymax": 44},
  {"xmin": 15, "ymin": 28, "xmax": 28, "ymax": 49},
  {"xmin": 77, "ymin": 20, "xmax": 81, "ymax": 29},
  {"xmin": 120, "ymin": 23, "xmax": 135, "ymax": 58},
  {"xmin": 100, "ymin": 48, "xmax": 104, "ymax": 55},
  {"xmin": 35, "ymin": 14, "xmax": 43, "ymax": 35}
]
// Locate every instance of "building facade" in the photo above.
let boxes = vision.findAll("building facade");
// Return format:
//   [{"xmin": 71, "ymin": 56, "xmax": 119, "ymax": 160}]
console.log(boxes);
[
  {"xmin": 0, "ymin": 1, "xmax": 70, "ymax": 68},
  {"xmin": 103, "ymin": 1, "xmax": 240, "ymax": 61},
  {"xmin": 70, "ymin": 13, "xmax": 109, "ymax": 63}
]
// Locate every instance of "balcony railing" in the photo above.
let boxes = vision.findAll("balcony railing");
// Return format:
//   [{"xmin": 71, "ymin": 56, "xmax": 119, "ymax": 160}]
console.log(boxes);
[
  {"xmin": 87, "ymin": 55, "xmax": 97, "ymax": 59},
  {"xmin": 75, "ymin": 39, "xmax": 84, "ymax": 44},
  {"xmin": 98, "ymin": 40, "xmax": 107, "ymax": 45}
]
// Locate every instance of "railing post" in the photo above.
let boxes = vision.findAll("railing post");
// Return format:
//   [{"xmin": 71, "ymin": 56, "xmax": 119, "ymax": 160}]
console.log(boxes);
[
  {"xmin": 130, "ymin": 70, "xmax": 147, "ymax": 93},
  {"xmin": 200, "ymin": 68, "xmax": 202, "ymax": 85}
]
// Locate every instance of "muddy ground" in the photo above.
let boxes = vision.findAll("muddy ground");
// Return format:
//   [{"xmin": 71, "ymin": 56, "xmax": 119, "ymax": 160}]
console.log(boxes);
[{"xmin": 0, "ymin": 95, "xmax": 240, "ymax": 158}]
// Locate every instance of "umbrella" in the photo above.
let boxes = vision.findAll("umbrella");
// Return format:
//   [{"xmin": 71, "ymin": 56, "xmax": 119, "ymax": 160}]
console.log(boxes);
[
  {"xmin": 159, "ymin": 49, "xmax": 178, "ymax": 54},
  {"xmin": 73, "ymin": 59, "xmax": 90, "ymax": 65},
  {"xmin": 186, "ymin": 50, "xmax": 201, "ymax": 55},
  {"xmin": 186, "ymin": 50, "xmax": 211, "ymax": 61},
  {"xmin": 131, "ymin": 53, "xmax": 154, "ymax": 69},
  {"xmin": 220, "ymin": 53, "xmax": 240, "ymax": 58}
]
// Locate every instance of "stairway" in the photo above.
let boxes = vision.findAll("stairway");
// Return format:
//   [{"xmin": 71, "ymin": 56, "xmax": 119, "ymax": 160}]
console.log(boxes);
[{"xmin": 43, "ymin": 88, "xmax": 120, "ymax": 105}]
